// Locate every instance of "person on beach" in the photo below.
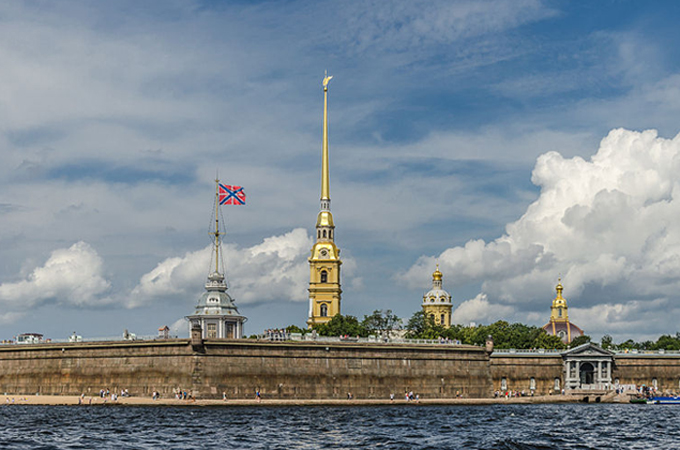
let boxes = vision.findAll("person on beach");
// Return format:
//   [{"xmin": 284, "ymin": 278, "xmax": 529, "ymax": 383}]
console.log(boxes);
[
  {"xmin": 390, "ymin": 393, "xmax": 394, "ymax": 402},
  {"xmin": 256, "ymin": 389, "xmax": 261, "ymax": 402}
]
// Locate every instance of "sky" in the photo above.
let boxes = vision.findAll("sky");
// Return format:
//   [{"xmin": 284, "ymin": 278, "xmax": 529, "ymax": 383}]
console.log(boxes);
[{"xmin": 1, "ymin": 0, "xmax": 680, "ymax": 343}]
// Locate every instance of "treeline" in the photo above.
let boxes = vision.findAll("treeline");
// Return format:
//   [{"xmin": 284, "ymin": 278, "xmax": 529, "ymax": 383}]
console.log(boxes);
[
  {"xmin": 405, "ymin": 311, "xmax": 566, "ymax": 350},
  {"xmin": 286, "ymin": 310, "xmax": 402, "ymax": 338},
  {"xmin": 282, "ymin": 311, "xmax": 680, "ymax": 352}
]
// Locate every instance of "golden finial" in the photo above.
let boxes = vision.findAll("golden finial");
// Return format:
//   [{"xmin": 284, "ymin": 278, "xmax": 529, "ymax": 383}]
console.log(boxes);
[
  {"xmin": 433, "ymin": 263, "xmax": 442, "ymax": 281},
  {"xmin": 323, "ymin": 70, "xmax": 333, "ymax": 89}
]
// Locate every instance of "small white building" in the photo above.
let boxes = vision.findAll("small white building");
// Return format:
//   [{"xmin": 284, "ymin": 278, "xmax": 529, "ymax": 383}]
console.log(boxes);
[{"xmin": 186, "ymin": 271, "xmax": 246, "ymax": 339}]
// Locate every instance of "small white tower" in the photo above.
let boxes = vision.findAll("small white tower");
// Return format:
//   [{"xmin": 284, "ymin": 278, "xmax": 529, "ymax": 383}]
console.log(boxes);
[{"xmin": 186, "ymin": 179, "xmax": 247, "ymax": 339}]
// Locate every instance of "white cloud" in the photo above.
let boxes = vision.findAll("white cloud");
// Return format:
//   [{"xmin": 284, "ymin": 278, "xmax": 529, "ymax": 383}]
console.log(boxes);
[
  {"xmin": 129, "ymin": 228, "xmax": 315, "ymax": 308},
  {"xmin": 0, "ymin": 241, "xmax": 111, "ymax": 307},
  {"xmin": 403, "ymin": 128, "xmax": 680, "ymax": 336},
  {"xmin": 452, "ymin": 293, "xmax": 514, "ymax": 325}
]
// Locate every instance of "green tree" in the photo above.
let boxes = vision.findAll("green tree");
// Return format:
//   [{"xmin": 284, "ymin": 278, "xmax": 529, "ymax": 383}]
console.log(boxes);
[
  {"xmin": 313, "ymin": 314, "xmax": 367, "ymax": 337},
  {"xmin": 601, "ymin": 334, "xmax": 613, "ymax": 349},
  {"xmin": 361, "ymin": 310, "xmax": 402, "ymax": 338},
  {"xmin": 569, "ymin": 335, "xmax": 591, "ymax": 348},
  {"xmin": 405, "ymin": 311, "xmax": 446, "ymax": 339},
  {"xmin": 285, "ymin": 325, "xmax": 306, "ymax": 335}
]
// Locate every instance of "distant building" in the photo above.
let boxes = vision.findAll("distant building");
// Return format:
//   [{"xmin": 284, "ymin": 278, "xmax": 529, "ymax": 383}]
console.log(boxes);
[
  {"xmin": 16, "ymin": 333, "xmax": 43, "ymax": 344},
  {"xmin": 158, "ymin": 326, "xmax": 170, "ymax": 339},
  {"xmin": 185, "ymin": 179, "xmax": 247, "ymax": 339},
  {"xmin": 542, "ymin": 280, "xmax": 583, "ymax": 344},
  {"xmin": 422, "ymin": 265, "xmax": 453, "ymax": 328}
]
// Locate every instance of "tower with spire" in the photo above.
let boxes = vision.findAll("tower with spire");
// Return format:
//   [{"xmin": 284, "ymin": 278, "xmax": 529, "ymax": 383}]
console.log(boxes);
[
  {"xmin": 186, "ymin": 179, "xmax": 247, "ymax": 339},
  {"xmin": 542, "ymin": 279, "xmax": 583, "ymax": 344},
  {"xmin": 422, "ymin": 265, "xmax": 453, "ymax": 328},
  {"xmin": 307, "ymin": 73, "xmax": 342, "ymax": 328}
]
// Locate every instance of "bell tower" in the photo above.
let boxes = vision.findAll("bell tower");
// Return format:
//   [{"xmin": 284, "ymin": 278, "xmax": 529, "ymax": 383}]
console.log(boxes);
[{"xmin": 307, "ymin": 72, "xmax": 342, "ymax": 328}]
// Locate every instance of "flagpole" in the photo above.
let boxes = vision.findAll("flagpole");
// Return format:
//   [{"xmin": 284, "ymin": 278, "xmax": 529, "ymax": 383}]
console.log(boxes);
[{"xmin": 214, "ymin": 177, "xmax": 221, "ymax": 274}]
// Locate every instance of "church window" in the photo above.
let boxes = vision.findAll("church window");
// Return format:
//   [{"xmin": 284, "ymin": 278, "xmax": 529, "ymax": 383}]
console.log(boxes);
[
  {"xmin": 330, "ymin": 230, "xmax": 332, "ymax": 239},
  {"xmin": 501, "ymin": 377, "xmax": 507, "ymax": 391},
  {"xmin": 226, "ymin": 322, "xmax": 235, "ymax": 339},
  {"xmin": 430, "ymin": 297, "xmax": 435, "ymax": 303},
  {"xmin": 554, "ymin": 378, "xmax": 560, "ymax": 391},
  {"xmin": 558, "ymin": 308, "xmax": 562, "ymax": 318},
  {"xmin": 323, "ymin": 230, "xmax": 327, "ymax": 238},
  {"xmin": 321, "ymin": 270, "xmax": 328, "ymax": 283},
  {"xmin": 440, "ymin": 314, "xmax": 445, "ymax": 325},
  {"xmin": 318, "ymin": 230, "xmax": 321, "ymax": 239},
  {"xmin": 530, "ymin": 377, "xmax": 536, "ymax": 390},
  {"xmin": 320, "ymin": 304, "xmax": 328, "ymax": 317},
  {"xmin": 207, "ymin": 323, "xmax": 217, "ymax": 339}
]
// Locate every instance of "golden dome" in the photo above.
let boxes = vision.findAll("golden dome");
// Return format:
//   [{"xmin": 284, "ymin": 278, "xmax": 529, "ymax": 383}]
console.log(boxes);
[
  {"xmin": 551, "ymin": 280, "xmax": 568, "ymax": 309},
  {"xmin": 432, "ymin": 263, "xmax": 442, "ymax": 281},
  {"xmin": 316, "ymin": 210, "xmax": 335, "ymax": 228}
]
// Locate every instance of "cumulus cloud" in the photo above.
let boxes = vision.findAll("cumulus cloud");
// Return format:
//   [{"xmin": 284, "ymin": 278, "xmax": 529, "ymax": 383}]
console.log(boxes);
[
  {"xmin": 0, "ymin": 241, "xmax": 112, "ymax": 307},
  {"xmin": 129, "ymin": 228, "xmax": 315, "ymax": 308},
  {"xmin": 403, "ymin": 128, "xmax": 680, "ymax": 337},
  {"xmin": 452, "ymin": 293, "xmax": 515, "ymax": 325}
]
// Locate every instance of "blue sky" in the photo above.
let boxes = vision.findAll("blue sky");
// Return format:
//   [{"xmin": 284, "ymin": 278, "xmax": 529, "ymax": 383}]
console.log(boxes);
[{"xmin": 2, "ymin": 0, "xmax": 680, "ymax": 342}]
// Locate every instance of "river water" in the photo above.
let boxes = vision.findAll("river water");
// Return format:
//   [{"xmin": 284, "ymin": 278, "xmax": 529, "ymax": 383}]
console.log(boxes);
[{"xmin": 0, "ymin": 403, "xmax": 676, "ymax": 449}]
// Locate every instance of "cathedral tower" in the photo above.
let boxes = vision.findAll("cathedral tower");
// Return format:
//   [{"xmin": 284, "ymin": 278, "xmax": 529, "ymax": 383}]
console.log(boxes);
[
  {"xmin": 422, "ymin": 265, "xmax": 453, "ymax": 328},
  {"xmin": 542, "ymin": 279, "xmax": 583, "ymax": 344},
  {"xmin": 307, "ymin": 73, "xmax": 342, "ymax": 327}
]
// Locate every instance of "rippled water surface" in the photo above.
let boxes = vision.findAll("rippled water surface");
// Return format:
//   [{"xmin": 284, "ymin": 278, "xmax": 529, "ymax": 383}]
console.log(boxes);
[{"xmin": 0, "ymin": 403, "xmax": 678, "ymax": 449}]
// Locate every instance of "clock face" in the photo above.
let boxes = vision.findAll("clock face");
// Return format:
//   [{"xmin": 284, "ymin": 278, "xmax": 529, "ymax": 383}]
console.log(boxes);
[{"xmin": 320, "ymin": 249, "xmax": 329, "ymax": 257}]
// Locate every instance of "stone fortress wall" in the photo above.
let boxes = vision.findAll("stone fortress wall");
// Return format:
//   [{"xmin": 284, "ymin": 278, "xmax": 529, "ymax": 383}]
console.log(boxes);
[
  {"xmin": 2, "ymin": 338, "xmax": 678, "ymax": 399},
  {"xmin": 491, "ymin": 351, "xmax": 680, "ymax": 395},
  {"xmin": 0, "ymin": 338, "xmax": 492, "ymax": 399}
]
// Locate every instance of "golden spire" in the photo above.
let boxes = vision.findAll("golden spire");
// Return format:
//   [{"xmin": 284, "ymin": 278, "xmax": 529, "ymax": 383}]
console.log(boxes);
[{"xmin": 321, "ymin": 71, "xmax": 332, "ymax": 205}]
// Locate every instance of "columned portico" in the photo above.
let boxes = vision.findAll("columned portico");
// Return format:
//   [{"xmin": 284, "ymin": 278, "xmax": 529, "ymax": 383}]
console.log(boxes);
[{"xmin": 563, "ymin": 343, "xmax": 614, "ymax": 390}]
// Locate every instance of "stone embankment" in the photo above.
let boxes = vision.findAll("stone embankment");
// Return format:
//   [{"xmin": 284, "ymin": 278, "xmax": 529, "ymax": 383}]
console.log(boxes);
[{"xmin": 1, "ymin": 394, "xmax": 583, "ymax": 407}]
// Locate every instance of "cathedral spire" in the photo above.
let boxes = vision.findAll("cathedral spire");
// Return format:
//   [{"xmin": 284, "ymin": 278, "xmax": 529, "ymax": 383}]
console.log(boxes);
[
  {"xmin": 321, "ymin": 71, "xmax": 333, "ymax": 208},
  {"xmin": 308, "ymin": 72, "xmax": 342, "ymax": 328}
]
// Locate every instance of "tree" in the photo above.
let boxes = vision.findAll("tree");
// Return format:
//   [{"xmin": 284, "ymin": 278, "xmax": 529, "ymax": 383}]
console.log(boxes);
[
  {"xmin": 313, "ymin": 314, "xmax": 367, "ymax": 337},
  {"xmin": 569, "ymin": 335, "xmax": 591, "ymax": 348},
  {"xmin": 405, "ymin": 311, "xmax": 446, "ymax": 339},
  {"xmin": 285, "ymin": 325, "xmax": 306, "ymax": 335},
  {"xmin": 361, "ymin": 310, "xmax": 402, "ymax": 338},
  {"xmin": 601, "ymin": 334, "xmax": 613, "ymax": 349}
]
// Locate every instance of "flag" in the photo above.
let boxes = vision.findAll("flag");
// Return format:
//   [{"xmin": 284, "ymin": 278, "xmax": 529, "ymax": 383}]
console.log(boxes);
[{"xmin": 219, "ymin": 184, "xmax": 246, "ymax": 205}]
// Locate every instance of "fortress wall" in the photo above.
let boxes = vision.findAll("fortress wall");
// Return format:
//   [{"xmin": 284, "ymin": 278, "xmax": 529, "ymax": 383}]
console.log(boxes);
[
  {"xmin": 490, "ymin": 354, "xmax": 564, "ymax": 395},
  {"xmin": 613, "ymin": 355, "xmax": 680, "ymax": 392},
  {"xmin": 0, "ymin": 340, "xmax": 492, "ymax": 399}
]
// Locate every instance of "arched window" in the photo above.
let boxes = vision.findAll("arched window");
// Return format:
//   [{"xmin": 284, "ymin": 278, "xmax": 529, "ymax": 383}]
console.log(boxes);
[
  {"xmin": 558, "ymin": 308, "xmax": 562, "ymax": 318},
  {"xmin": 440, "ymin": 314, "xmax": 445, "ymax": 325},
  {"xmin": 501, "ymin": 377, "xmax": 507, "ymax": 391},
  {"xmin": 320, "ymin": 270, "xmax": 328, "ymax": 283},
  {"xmin": 320, "ymin": 304, "xmax": 328, "ymax": 317},
  {"xmin": 317, "ymin": 230, "xmax": 321, "ymax": 239},
  {"xmin": 554, "ymin": 378, "xmax": 560, "ymax": 391},
  {"xmin": 323, "ymin": 230, "xmax": 327, "ymax": 238},
  {"xmin": 530, "ymin": 377, "xmax": 536, "ymax": 390},
  {"xmin": 329, "ymin": 230, "xmax": 333, "ymax": 239}
]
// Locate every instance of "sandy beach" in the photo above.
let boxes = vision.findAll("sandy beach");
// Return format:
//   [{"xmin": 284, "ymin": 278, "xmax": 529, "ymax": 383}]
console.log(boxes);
[{"xmin": 0, "ymin": 394, "xmax": 588, "ymax": 407}]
